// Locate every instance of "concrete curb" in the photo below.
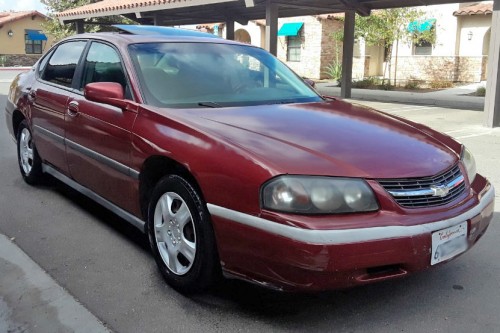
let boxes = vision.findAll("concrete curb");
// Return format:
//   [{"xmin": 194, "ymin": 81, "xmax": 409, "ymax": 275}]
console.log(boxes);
[
  {"xmin": 0, "ymin": 234, "xmax": 111, "ymax": 333},
  {"xmin": 0, "ymin": 67, "xmax": 31, "ymax": 71}
]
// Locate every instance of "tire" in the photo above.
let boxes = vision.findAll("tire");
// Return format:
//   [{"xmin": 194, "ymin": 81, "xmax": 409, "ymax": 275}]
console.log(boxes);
[
  {"xmin": 17, "ymin": 120, "xmax": 43, "ymax": 185},
  {"xmin": 147, "ymin": 175, "xmax": 219, "ymax": 293}
]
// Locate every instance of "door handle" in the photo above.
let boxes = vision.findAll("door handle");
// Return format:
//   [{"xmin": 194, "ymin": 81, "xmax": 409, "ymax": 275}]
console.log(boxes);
[{"xmin": 67, "ymin": 101, "xmax": 79, "ymax": 117}]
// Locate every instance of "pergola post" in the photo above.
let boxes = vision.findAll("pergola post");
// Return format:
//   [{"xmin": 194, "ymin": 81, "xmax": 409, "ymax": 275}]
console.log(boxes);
[
  {"xmin": 485, "ymin": 0, "xmax": 500, "ymax": 128},
  {"xmin": 153, "ymin": 14, "xmax": 160, "ymax": 26},
  {"xmin": 226, "ymin": 20, "xmax": 235, "ymax": 40},
  {"xmin": 265, "ymin": 0, "xmax": 278, "ymax": 56},
  {"xmin": 75, "ymin": 20, "xmax": 84, "ymax": 34},
  {"xmin": 341, "ymin": 10, "xmax": 355, "ymax": 99}
]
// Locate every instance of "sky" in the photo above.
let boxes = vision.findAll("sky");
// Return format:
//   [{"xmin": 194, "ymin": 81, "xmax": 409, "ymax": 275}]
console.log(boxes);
[{"xmin": 0, "ymin": 0, "xmax": 48, "ymax": 14}]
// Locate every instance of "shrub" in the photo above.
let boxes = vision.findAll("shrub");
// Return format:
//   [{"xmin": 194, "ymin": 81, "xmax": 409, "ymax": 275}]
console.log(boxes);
[
  {"xmin": 0, "ymin": 56, "xmax": 6, "ymax": 67},
  {"xmin": 352, "ymin": 77, "xmax": 377, "ymax": 89},
  {"xmin": 475, "ymin": 86, "xmax": 486, "ymax": 97},
  {"xmin": 404, "ymin": 80, "xmax": 421, "ymax": 90},
  {"xmin": 429, "ymin": 80, "xmax": 453, "ymax": 89},
  {"xmin": 379, "ymin": 82, "xmax": 394, "ymax": 91},
  {"xmin": 352, "ymin": 77, "xmax": 391, "ymax": 90},
  {"xmin": 323, "ymin": 61, "xmax": 342, "ymax": 81}
]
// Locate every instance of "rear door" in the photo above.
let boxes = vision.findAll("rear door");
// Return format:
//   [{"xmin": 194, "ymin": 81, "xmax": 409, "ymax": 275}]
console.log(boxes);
[
  {"xmin": 31, "ymin": 41, "xmax": 87, "ymax": 174},
  {"xmin": 64, "ymin": 41, "xmax": 139, "ymax": 213}
]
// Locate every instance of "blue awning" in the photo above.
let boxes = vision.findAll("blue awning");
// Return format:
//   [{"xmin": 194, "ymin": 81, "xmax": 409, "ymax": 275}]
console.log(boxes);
[
  {"xmin": 408, "ymin": 19, "xmax": 436, "ymax": 33},
  {"xmin": 26, "ymin": 30, "xmax": 47, "ymax": 41},
  {"xmin": 278, "ymin": 22, "xmax": 304, "ymax": 37}
]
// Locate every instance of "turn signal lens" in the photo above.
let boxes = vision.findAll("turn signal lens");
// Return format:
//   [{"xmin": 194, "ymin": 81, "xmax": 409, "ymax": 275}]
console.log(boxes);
[{"xmin": 461, "ymin": 146, "xmax": 477, "ymax": 184}]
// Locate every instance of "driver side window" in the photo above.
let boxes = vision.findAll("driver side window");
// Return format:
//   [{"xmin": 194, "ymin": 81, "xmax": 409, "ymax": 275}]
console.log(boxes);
[{"xmin": 80, "ymin": 42, "xmax": 131, "ymax": 99}]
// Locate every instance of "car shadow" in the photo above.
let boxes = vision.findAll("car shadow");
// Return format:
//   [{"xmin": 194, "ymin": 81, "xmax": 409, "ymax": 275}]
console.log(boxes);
[{"xmin": 40, "ymin": 175, "xmax": 151, "ymax": 253}]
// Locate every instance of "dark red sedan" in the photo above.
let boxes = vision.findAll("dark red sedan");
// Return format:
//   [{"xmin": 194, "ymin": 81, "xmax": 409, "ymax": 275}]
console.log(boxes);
[{"xmin": 5, "ymin": 25, "xmax": 494, "ymax": 293}]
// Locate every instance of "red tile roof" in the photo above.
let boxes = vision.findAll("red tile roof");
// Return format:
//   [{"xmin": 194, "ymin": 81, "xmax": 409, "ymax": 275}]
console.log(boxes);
[
  {"xmin": 0, "ymin": 11, "xmax": 47, "ymax": 26},
  {"xmin": 57, "ymin": 0, "xmax": 202, "ymax": 17},
  {"xmin": 453, "ymin": 3, "xmax": 493, "ymax": 16}
]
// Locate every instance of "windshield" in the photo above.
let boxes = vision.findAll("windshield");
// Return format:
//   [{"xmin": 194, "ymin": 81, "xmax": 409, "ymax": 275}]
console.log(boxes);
[{"xmin": 128, "ymin": 42, "xmax": 322, "ymax": 108}]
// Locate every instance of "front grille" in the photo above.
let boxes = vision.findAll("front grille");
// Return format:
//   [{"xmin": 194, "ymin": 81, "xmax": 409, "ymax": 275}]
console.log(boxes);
[{"xmin": 378, "ymin": 164, "xmax": 466, "ymax": 208}]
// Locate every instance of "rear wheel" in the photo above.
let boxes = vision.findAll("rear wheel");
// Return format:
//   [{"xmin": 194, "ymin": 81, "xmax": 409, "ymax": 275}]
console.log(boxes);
[
  {"xmin": 17, "ymin": 120, "xmax": 43, "ymax": 185},
  {"xmin": 147, "ymin": 175, "xmax": 219, "ymax": 293}
]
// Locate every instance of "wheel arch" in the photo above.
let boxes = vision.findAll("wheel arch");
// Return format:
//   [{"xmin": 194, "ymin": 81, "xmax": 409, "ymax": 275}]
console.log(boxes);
[
  {"xmin": 12, "ymin": 109, "xmax": 26, "ymax": 139},
  {"xmin": 139, "ymin": 155, "xmax": 205, "ymax": 221}
]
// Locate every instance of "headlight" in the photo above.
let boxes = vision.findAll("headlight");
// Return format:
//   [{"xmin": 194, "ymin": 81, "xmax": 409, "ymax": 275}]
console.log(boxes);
[
  {"xmin": 461, "ymin": 146, "xmax": 477, "ymax": 184},
  {"xmin": 261, "ymin": 176, "xmax": 379, "ymax": 214}
]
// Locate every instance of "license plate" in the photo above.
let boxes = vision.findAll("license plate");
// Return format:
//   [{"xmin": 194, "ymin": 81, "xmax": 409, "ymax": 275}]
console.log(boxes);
[{"xmin": 431, "ymin": 222, "xmax": 468, "ymax": 265}]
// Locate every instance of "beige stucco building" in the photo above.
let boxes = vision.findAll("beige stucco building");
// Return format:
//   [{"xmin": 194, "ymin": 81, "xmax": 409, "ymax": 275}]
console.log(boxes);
[
  {"xmin": 375, "ymin": 2, "xmax": 493, "ymax": 84},
  {"xmin": 0, "ymin": 11, "xmax": 54, "ymax": 66},
  {"xmin": 208, "ymin": 1, "xmax": 493, "ymax": 84}
]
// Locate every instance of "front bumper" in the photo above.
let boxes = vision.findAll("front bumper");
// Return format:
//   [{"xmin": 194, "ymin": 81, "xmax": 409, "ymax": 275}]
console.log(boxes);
[{"xmin": 209, "ymin": 182, "xmax": 495, "ymax": 291}]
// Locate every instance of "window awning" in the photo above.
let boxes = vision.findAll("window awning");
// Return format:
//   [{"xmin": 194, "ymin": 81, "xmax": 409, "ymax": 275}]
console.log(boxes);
[
  {"xmin": 278, "ymin": 22, "xmax": 303, "ymax": 37},
  {"xmin": 408, "ymin": 19, "xmax": 436, "ymax": 33},
  {"xmin": 26, "ymin": 30, "xmax": 47, "ymax": 41}
]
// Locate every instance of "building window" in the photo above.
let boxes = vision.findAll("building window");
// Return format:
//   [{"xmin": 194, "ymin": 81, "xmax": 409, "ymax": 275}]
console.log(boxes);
[
  {"xmin": 25, "ymin": 33, "xmax": 43, "ymax": 54},
  {"xmin": 287, "ymin": 35, "xmax": 302, "ymax": 62},
  {"xmin": 414, "ymin": 38, "xmax": 433, "ymax": 56}
]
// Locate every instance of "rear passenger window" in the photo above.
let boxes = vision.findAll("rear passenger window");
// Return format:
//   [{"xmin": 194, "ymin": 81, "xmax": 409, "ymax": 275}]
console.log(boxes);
[
  {"xmin": 41, "ymin": 41, "xmax": 86, "ymax": 88},
  {"xmin": 81, "ymin": 42, "xmax": 128, "ymax": 94}
]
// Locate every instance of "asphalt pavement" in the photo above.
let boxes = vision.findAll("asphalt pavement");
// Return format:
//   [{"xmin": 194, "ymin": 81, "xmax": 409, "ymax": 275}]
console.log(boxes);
[{"xmin": 0, "ymin": 70, "xmax": 499, "ymax": 333}]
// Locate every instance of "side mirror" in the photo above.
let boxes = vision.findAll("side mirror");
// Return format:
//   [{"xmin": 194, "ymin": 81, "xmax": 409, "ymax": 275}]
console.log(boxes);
[{"xmin": 84, "ymin": 82, "xmax": 127, "ymax": 109}]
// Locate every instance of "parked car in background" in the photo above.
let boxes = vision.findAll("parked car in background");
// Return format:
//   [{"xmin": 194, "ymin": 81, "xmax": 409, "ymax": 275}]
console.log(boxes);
[{"xmin": 5, "ymin": 25, "xmax": 494, "ymax": 293}]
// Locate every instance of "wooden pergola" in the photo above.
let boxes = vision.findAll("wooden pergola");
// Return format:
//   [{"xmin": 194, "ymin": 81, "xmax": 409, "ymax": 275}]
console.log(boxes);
[{"xmin": 57, "ymin": 0, "xmax": 500, "ymax": 127}]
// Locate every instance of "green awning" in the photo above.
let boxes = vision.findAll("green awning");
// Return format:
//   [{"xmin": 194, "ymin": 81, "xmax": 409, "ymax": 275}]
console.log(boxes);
[
  {"xmin": 408, "ymin": 19, "xmax": 436, "ymax": 33},
  {"xmin": 278, "ymin": 22, "xmax": 303, "ymax": 37}
]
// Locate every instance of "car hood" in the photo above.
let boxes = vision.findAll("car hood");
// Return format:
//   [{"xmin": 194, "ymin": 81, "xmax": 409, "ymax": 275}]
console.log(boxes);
[{"xmin": 176, "ymin": 100, "xmax": 461, "ymax": 179}]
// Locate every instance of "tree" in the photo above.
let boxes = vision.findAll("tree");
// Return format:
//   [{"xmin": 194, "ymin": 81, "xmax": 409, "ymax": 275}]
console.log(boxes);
[
  {"xmin": 41, "ymin": 0, "xmax": 134, "ymax": 43},
  {"xmin": 354, "ymin": 8, "xmax": 435, "ymax": 86}
]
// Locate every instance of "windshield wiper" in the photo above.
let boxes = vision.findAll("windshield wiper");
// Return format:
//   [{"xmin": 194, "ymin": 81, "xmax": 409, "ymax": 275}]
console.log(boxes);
[{"xmin": 198, "ymin": 102, "xmax": 222, "ymax": 108}]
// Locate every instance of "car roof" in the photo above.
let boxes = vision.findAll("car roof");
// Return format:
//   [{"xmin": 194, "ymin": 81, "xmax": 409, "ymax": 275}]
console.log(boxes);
[{"xmin": 63, "ymin": 24, "xmax": 247, "ymax": 46}]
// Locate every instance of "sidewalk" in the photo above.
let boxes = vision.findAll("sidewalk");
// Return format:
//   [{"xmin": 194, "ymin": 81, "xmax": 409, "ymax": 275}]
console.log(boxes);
[
  {"xmin": 0, "ymin": 67, "xmax": 30, "ymax": 83},
  {"xmin": 0, "ymin": 234, "xmax": 111, "ymax": 332},
  {"xmin": 315, "ymin": 82, "xmax": 486, "ymax": 111}
]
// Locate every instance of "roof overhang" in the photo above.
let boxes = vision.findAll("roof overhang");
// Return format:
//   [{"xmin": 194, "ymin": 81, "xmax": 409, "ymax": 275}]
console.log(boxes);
[
  {"xmin": 57, "ymin": 0, "xmax": 486, "ymax": 26},
  {"xmin": 453, "ymin": 3, "xmax": 493, "ymax": 16}
]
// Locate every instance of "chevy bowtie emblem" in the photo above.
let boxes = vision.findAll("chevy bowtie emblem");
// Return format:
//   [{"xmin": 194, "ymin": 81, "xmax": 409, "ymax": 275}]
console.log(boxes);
[{"xmin": 430, "ymin": 184, "xmax": 450, "ymax": 197}]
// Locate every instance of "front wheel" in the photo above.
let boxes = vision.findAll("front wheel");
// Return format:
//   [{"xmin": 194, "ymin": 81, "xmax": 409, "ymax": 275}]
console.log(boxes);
[
  {"xmin": 17, "ymin": 120, "xmax": 43, "ymax": 185},
  {"xmin": 147, "ymin": 175, "xmax": 219, "ymax": 293}
]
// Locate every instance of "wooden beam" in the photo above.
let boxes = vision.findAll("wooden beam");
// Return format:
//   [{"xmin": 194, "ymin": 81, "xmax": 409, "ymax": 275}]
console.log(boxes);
[
  {"xmin": 341, "ymin": 10, "xmax": 355, "ymax": 98},
  {"xmin": 75, "ymin": 20, "xmax": 84, "ymax": 34},
  {"xmin": 265, "ymin": 0, "xmax": 278, "ymax": 56},
  {"xmin": 338, "ymin": 0, "xmax": 371, "ymax": 16},
  {"xmin": 273, "ymin": 2, "xmax": 343, "ymax": 12},
  {"xmin": 226, "ymin": 20, "xmax": 235, "ymax": 40}
]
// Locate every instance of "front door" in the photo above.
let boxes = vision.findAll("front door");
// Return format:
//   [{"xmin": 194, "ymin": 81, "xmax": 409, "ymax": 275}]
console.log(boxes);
[{"xmin": 65, "ymin": 41, "xmax": 138, "ymax": 213}]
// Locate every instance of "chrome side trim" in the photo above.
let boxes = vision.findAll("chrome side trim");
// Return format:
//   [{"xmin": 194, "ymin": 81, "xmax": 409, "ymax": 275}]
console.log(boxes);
[
  {"xmin": 34, "ymin": 125, "xmax": 139, "ymax": 180},
  {"xmin": 34, "ymin": 125, "xmax": 65, "ymax": 145},
  {"xmin": 65, "ymin": 139, "xmax": 140, "ymax": 180},
  {"xmin": 42, "ymin": 164, "xmax": 145, "ymax": 232},
  {"xmin": 388, "ymin": 175, "xmax": 464, "ymax": 197},
  {"xmin": 207, "ymin": 185, "xmax": 495, "ymax": 245}
]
